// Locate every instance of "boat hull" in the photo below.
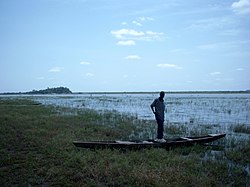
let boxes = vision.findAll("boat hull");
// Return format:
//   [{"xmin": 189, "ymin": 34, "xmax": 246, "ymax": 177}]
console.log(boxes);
[{"xmin": 73, "ymin": 133, "xmax": 226, "ymax": 149}]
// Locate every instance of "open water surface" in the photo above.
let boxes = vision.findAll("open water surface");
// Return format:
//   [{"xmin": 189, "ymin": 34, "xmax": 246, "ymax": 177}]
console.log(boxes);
[
  {"xmin": 1, "ymin": 93, "xmax": 250, "ymax": 135},
  {"xmin": 2, "ymin": 93, "xmax": 250, "ymax": 126},
  {"xmin": 32, "ymin": 93, "xmax": 250, "ymax": 125}
]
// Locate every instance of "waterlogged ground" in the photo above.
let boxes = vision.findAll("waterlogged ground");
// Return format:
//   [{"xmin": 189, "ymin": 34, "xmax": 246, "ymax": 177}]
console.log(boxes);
[
  {"xmin": 0, "ymin": 98, "xmax": 249, "ymax": 186},
  {"xmin": 2, "ymin": 93, "xmax": 250, "ymax": 136},
  {"xmin": 28, "ymin": 93, "xmax": 250, "ymax": 124}
]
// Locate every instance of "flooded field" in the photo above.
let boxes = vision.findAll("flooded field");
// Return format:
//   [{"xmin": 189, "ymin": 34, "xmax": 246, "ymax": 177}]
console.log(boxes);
[
  {"xmin": 0, "ymin": 98, "xmax": 250, "ymax": 186},
  {"xmin": 30, "ymin": 93, "xmax": 250, "ymax": 183},
  {"xmin": 2, "ymin": 93, "xmax": 250, "ymax": 136},
  {"xmin": 34, "ymin": 93, "xmax": 249, "ymax": 123}
]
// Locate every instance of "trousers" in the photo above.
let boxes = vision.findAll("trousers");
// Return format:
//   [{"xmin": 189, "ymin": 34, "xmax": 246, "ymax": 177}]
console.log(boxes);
[{"xmin": 156, "ymin": 117, "xmax": 164, "ymax": 139}]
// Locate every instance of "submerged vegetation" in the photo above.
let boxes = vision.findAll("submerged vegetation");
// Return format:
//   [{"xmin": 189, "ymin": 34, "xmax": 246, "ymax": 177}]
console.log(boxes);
[
  {"xmin": 231, "ymin": 124, "xmax": 250, "ymax": 134},
  {"xmin": 0, "ymin": 98, "xmax": 249, "ymax": 186}
]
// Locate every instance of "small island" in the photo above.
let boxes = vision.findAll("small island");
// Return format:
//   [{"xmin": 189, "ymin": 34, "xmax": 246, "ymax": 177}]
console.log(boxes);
[
  {"xmin": 1, "ymin": 87, "xmax": 72, "ymax": 95},
  {"xmin": 26, "ymin": 87, "xmax": 72, "ymax": 94}
]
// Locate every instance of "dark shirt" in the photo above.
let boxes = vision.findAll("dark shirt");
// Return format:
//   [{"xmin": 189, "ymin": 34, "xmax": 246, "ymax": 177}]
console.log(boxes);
[{"xmin": 151, "ymin": 97, "xmax": 165, "ymax": 121}]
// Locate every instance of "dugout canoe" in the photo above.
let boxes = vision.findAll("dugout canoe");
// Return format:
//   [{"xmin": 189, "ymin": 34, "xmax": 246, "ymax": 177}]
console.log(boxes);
[{"xmin": 73, "ymin": 133, "xmax": 226, "ymax": 149}]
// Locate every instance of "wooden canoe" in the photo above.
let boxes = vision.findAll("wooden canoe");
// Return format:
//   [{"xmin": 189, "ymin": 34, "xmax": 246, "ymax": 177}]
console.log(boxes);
[{"xmin": 73, "ymin": 133, "xmax": 226, "ymax": 149}]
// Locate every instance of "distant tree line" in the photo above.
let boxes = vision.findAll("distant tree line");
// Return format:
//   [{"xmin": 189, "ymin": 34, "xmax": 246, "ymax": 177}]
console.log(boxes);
[
  {"xmin": 26, "ymin": 87, "xmax": 72, "ymax": 94},
  {"xmin": 1, "ymin": 87, "xmax": 72, "ymax": 95}
]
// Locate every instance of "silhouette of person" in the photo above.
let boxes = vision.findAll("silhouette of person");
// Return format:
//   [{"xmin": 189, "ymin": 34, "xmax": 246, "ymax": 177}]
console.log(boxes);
[{"xmin": 150, "ymin": 91, "xmax": 166, "ymax": 143}]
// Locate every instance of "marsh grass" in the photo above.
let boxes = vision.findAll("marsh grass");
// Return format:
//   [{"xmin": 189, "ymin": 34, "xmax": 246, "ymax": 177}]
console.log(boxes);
[
  {"xmin": 0, "ymin": 98, "xmax": 249, "ymax": 186},
  {"xmin": 165, "ymin": 123, "xmax": 188, "ymax": 135},
  {"xmin": 231, "ymin": 124, "xmax": 250, "ymax": 134}
]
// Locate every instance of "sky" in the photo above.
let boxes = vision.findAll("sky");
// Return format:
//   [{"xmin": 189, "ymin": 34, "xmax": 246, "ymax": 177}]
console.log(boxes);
[{"xmin": 0, "ymin": 0, "xmax": 250, "ymax": 92}]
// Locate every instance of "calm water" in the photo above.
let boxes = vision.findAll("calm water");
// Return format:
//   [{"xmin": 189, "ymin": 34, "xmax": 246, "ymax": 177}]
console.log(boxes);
[{"xmin": 2, "ymin": 93, "xmax": 249, "ymax": 126}]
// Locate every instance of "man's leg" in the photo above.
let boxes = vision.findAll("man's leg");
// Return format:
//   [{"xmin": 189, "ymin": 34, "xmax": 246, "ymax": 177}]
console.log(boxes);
[{"xmin": 157, "ymin": 119, "xmax": 164, "ymax": 139}]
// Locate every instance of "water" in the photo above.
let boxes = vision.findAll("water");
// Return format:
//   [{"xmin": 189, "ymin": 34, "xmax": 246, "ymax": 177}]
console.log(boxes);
[
  {"xmin": 2, "ymin": 93, "xmax": 249, "ymax": 126},
  {"xmin": 30, "ymin": 93, "xmax": 250, "ymax": 125}
]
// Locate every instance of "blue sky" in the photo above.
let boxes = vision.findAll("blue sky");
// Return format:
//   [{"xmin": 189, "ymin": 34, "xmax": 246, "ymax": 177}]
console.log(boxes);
[{"xmin": 0, "ymin": 0, "xmax": 249, "ymax": 92}]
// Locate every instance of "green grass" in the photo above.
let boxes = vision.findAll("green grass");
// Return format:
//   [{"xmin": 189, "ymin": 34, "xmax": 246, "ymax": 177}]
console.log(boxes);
[
  {"xmin": 164, "ymin": 123, "xmax": 188, "ymax": 135},
  {"xmin": 0, "ymin": 98, "xmax": 249, "ymax": 186}
]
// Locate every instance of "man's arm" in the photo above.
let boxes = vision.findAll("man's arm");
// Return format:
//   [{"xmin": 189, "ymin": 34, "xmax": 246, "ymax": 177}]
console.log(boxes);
[
  {"xmin": 151, "ymin": 105, "xmax": 155, "ymax": 114},
  {"xmin": 150, "ymin": 99, "xmax": 156, "ymax": 114}
]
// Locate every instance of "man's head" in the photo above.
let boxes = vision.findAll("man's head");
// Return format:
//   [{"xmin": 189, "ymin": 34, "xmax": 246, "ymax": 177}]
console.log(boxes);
[{"xmin": 160, "ymin": 91, "xmax": 165, "ymax": 98}]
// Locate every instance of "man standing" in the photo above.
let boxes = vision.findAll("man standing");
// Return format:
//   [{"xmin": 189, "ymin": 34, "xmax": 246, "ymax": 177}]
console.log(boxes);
[{"xmin": 150, "ymin": 91, "xmax": 166, "ymax": 143}]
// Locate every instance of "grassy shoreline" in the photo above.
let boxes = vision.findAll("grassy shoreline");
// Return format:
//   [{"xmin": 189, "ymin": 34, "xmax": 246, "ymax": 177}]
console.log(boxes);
[{"xmin": 0, "ymin": 98, "xmax": 249, "ymax": 186}]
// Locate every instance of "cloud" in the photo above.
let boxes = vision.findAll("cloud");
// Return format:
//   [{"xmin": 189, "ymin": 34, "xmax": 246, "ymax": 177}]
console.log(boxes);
[
  {"xmin": 232, "ymin": 0, "xmax": 250, "ymax": 14},
  {"xmin": 111, "ymin": 28, "xmax": 164, "ymax": 43},
  {"xmin": 48, "ymin": 67, "xmax": 64, "ymax": 72},
  {"xmin": 125, "ymin": 55, "xmax": 141, "ymax": 60},
  {"xmin": 197, "ymin": 41, "xmax": 243, "ymax": 51},
  {"xmin": 186, "ymin": 17, "xmax": 232, "ymax": 32},
  {"xmin": 157, "ymin": 64, "xmax": 182, "ymax": 69},
  {"xmin": 144, "ymin": 31, "xmax": 164, "ymax": 41},
  {"xmin": 132, "ymin": 21, "xmax": 142, "ymax": 26},
  {"xmin": 210, "ymin": 72, "xmax": 221, "ymax": 76},
  {"xmin": 111, "ymin": 29, "xmax": 144, "ymax": 39},
  {"xmin": 117, "ymin": 40, "xmax": 136, "ymax": 46},
  {"xmin": 121, "ymin": 22, "xmax": 127, "ymax": 25},
  {"xmin": 111, "ymin": 17, "xmax": 163, "ymax": 46},
  {"xmin": 138, "ymin": 17, "xmax": 154, "ymax": 22},
  {"xmin": 169, "ymin": 48, "xmax": 191, "ymax": 55},
  {"xmin": 80, "ymin": 61, "xmax": 91, "ymax": 65},
  {"xmin": 131, "ymin": 17, "xmax": 154, "ymax": 27},
  {"xmin": 85, "ymin": 73, "xmax": 94, "ymax": 77}
]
